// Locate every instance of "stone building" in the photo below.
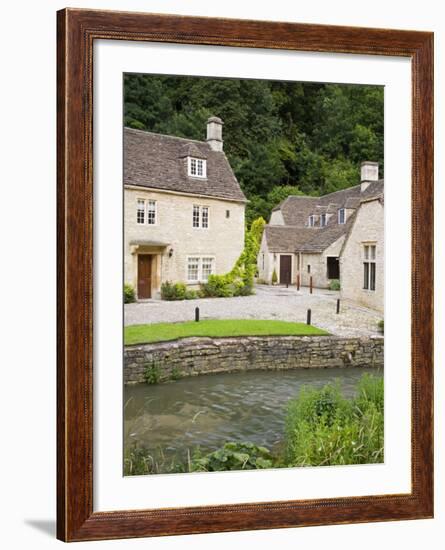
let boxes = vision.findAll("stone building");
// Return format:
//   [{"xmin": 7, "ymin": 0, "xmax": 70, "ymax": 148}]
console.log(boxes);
[
  {"xmin": 124, "ymin": 118, "xmax": 246, "ymax": 299},
  {"xmin": 257, "ymin": 161, "xmax": 384, "ymax": 311},
  {"xmin": 340, "ymin": 192, "xmax": 384, "ymax": 312}
]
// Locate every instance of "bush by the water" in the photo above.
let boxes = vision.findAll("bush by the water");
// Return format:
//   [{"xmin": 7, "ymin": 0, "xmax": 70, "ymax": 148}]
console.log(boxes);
[
  {"xmin": 143, "ymin": 362, "xmax": 161, "ymax": 384},
  {"xmin": 329, "ymin": 279, "xmax": 341, "ymax": 291},
  {"xmin": 124, "ymin": 283, "xmax": 136, "ymax": 303},
  {"xmin": 284, "ymin": 374, "xmax": 384, "ymax": 466}
]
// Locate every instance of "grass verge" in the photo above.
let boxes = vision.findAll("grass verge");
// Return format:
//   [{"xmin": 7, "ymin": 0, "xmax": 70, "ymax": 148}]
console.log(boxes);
[{"xmin": 124, "ymin": 319, "xmax": 328, "ymax": 345}]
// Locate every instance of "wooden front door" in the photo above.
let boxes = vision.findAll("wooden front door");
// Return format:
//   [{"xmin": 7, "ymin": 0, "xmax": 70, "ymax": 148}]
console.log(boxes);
[
  {"xmin": 137, "ymin": 254, "xmax": 152, "ymax": 299},
  {"xmin": 279, "ymin": 255, "xmax": 292, "ymax": 285}
]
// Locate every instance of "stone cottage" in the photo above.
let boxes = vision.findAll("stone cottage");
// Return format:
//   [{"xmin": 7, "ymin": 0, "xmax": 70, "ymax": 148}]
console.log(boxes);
[
  {"xmin": 257, "ymin": 161, "xmax": 383, "ymax": 310},
  {"xmin": 124, "ymin": 117, "xmax": 247, "ymax": 299}
]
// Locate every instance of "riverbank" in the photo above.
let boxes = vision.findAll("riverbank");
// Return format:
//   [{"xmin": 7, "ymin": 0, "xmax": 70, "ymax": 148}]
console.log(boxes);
[
  {"xmin": 124, "ymin": 372, "xmax": 384, "ymax": 475},
  {"xmin": 124, "ymin": 334, "xmax": 384, "ymax": 385}
]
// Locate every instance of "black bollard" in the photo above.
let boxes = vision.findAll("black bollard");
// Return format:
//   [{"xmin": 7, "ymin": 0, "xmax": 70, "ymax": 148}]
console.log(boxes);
[
  {"xmin": 310, "ymin": 276, "xmax": 313, "ymax": 294},
  {"xmin": 195, "ymin": 307, "xmax": 200, "ymax": 322},
  {"xmin": 336, "ymin": 299, "xmax": 340, "ymax": 314},
  {"xmin": 306, "ymin": 308, "xmax": 311, "ymax": 325}
]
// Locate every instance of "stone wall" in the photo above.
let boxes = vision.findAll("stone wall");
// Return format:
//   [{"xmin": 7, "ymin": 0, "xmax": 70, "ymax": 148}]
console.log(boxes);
[{"xmin": 124, "ymin": 335, "xmax": 384, "ymax": 385}]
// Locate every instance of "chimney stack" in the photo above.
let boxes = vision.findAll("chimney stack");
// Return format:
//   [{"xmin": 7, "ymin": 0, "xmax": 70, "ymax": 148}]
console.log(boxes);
[
  {"xmin": 361, "ymin": 161, "xmax": 379, "ymax": 192},
  {"xmin": 206, "ymin": 116, "xmax": 223, "ymax": 152}
]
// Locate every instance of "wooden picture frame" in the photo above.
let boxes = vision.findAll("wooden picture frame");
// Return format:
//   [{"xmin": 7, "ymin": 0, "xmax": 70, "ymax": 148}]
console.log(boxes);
[{"xmin": 57, "ymin": 8, "xmax": 434, "ymax": 542}]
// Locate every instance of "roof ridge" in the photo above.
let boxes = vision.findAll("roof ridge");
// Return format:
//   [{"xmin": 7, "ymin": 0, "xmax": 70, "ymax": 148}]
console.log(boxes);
[{"xmin": 124, "ymin": 127, "xmax": 210, "ymax": 147}]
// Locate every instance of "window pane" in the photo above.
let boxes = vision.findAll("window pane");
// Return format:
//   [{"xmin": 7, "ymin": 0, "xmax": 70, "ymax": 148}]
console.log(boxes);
[
  {"xmin": 197, "ymin": 159, "xmax": 203, "ymax": 176},
  {"xmin": 147, "ymin": 200, "xmax": 156, "ymax": 225},
  {"xmin": 188, "ymin": 257, "xmax": 200, "ymax": 281},
  {"xmin": 338, "ymin": 209, "xmax": 345, "ymax": 224},
  {"xmin": 370, "ymin": 262, "xmax": 376, "ymax": 290},
  {"xmin": 363, "ymin": 262, "xmax": 369, "ymax": 289},
  {"xmin": 364, "ymin": 245, "xmax": 369, "ymax": 260},
  {"xmin": 190, "ymin": 158, "xmax": 197, "ymax": 176},
  {"xmin": 137, "ymin": 199, "xmax": 145, "ymax": 224},
  {"xmin": 370, "ymin": 245, "xmax": 376, "ymax": 260},
  {"xmin": 202, "ymin": 207, "xmax": 209, "ymax": 228},
  {"xmin": 193, "ymin": 205, "xmax": 200, "ymax": 227},
  {"xmin": 201, "ymin": 257, "xmax": 214, "ymax": 281}
]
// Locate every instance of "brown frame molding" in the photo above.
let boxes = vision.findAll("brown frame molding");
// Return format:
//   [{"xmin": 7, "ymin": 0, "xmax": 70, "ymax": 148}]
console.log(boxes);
[{"xmin": 57, "ymin": 8, "xmax": 434, "ymax": 542}]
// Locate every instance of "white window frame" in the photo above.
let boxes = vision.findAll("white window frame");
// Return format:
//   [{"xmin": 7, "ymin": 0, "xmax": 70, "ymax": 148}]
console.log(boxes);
[
  {"xmin": 192, "ymin": 205, "xmax": 210, "ymax": 229},
  {"xmin": 187, "ymin": 256, "xmax": 200, "ymax": 283},
  {"xmin": 136, "ymin": 198, "xmax": 157, "ymax": 226},
  {"xmin": 338, "ymin": 208, "xmax": 346, "ymax": 225},
  {"xmin": 136, "ymin": 198, "xmax": 145, "ymax": 225},
  {"xmin": 147, "ymin": 200, "xmax": 157, "ymax": 225},
  {"xmin": 188, "ymin": 157, "xmax": 207, "ymax": 178},
  {"xmin": 363, "ymin": 243, "xmax": 377, "ymax": 291},
  {"xmin": 320, "ymin": 213, "xmax": 327, "ymax": 227},
  {"xmin": 308, "ymin": 215, "xmax": 315, "ymax": 227},
  {"xmin": 186, "ymin": 255, "xmax": 216, "ymax": 283},
  {"xmin": 201, "ymin": 257, "xmax": 215, "ymax": 282}
]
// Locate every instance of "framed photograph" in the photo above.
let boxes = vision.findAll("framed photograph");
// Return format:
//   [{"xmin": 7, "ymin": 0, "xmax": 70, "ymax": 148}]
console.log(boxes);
[{"xmin": 57, "ymin": 8, "xmax": 433, "ymax": 542}]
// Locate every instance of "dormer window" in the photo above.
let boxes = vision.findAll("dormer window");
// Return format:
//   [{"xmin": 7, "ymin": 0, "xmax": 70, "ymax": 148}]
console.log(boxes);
[
  {"xmin": 321, "ymin": 213, "xmax": 327, "ymax": 227},
  {"xmin": 188, "ymin": 157, "xmax": 207, "ymax": 178},
  {"xmin": 308, "ymin": 215, "xmax": 316, "ymax": 227},
  {"xmin": 338, "ymin": 208, "xmax": 345, "ymax": 225}
]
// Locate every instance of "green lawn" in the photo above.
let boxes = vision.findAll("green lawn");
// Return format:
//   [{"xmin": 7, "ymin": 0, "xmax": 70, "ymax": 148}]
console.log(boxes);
[{"xmin": 124, "ymin": 319, "xmax": 328, "ymax": 345}]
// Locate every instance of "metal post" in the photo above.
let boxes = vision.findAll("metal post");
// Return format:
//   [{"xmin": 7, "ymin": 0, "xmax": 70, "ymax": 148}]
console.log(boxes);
[
  {"xmin": 195, "ymin": 307, "xmax": 200, "ymax": 322},
  {"xmin": 306, "ymin": 308, "xmax": 311, "ymax": 325},
  {"xmin": 336, "ymin": 299, "xmax": 340, "ymax": 314},
  {"xmin": 310, "ymin": 276, "xmax": 313, "ymax": 294},
  {"xmin": 296, "ymin": 273, "xmax": 300, "ymax": 291}
]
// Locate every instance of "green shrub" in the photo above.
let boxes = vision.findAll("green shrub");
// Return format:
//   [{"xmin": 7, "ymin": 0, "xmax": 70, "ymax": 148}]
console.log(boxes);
[
  {"xmin": 284, "ymin": 375, "xmax": 384, "ymax": 467},
  {"xmin": 143, "ymin": 362, "xmax": 161, "ymax": 384},
  {"xmin": 377, "ymin": 319, "xmax": 384, "ymax": 333},
  {"xmin": 191, "ymin": 442, "xmax": 273, "ymax": 472},
  {"xmin": 329, "ymin": 279, "xmax": 341, "ymax": 291},
  {"xmin": 271, "ymin": 269, "xmax": 278, "ymax": 285},
  {"xmin": 124, "ymin": 283, "xmax": 136, "ymax": 303},
  {"xmin": 200, "ymin": 274, "xmax": 234, "ymax": 298},
  {"xmin": 170, "ymin": 367, "xmax": 182, "ymax": 381},
  {"xmin": 161, "ymin": 281, "xmax": 192, "ymax": 301}
]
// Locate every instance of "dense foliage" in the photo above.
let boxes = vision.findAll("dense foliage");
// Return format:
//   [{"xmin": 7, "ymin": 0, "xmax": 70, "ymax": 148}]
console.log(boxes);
[
  {"xmin": 124, "ymin": 373, "xmax": 383, "ymax": 475},
  {"xmin": 124, "ymin": 75, "xmax": 384, "ymax": 224},
  {"xmin": 284, "ymin": 374, "xmax": 384, "ymax": 466}
]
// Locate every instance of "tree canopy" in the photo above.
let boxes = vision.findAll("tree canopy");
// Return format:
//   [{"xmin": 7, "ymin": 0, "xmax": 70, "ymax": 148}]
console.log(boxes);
[{"xmin": 124, "ymin": 74, "xmax": 383, "ymax": 226}]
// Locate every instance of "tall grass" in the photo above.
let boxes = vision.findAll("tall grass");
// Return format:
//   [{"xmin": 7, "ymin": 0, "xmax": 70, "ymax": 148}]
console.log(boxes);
[{"xmin": 284, "ymin": 374, "xmax": 384, "ymax": 467}]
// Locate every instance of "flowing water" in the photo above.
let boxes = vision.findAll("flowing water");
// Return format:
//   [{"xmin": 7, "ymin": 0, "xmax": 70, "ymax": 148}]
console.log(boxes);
[{"xmin": 124, "ymin": 367, "xmax": 382, "ymax": 467}]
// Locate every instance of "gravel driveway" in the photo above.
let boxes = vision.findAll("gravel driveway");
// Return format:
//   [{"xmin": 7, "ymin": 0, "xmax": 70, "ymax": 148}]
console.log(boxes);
[{"xmin": 124, "ymin": 285, "xmax": 382, "ymax": 337}]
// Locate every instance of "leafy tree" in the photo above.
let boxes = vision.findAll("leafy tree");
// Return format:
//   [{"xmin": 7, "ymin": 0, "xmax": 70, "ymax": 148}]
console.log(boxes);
[{"xmin": 124, "ymin": 75, "xmax": 384, "ymax": 223}]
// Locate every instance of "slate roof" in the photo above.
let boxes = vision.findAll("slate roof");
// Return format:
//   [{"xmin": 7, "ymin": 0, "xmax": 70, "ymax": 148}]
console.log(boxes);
[
  {"xmin": 266, "ymin": 179, "xmax": 383, "ymax": 253},
  {"xmin": 263, "ymin": 226, "xmax": 316, "ymax": 252},
  {"xmin": 124, "ymin": 127, "xmax": 247, "ymax": 203}
]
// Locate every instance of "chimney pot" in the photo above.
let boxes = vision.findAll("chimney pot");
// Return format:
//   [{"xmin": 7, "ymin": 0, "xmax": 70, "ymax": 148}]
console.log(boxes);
[
  {"xmin": 206, "ymin": 116, "xmax": 223, "ymax": 152},
  {"xmin": 361, "ymin": 161, "xmax": 379, "ymax": 192}
]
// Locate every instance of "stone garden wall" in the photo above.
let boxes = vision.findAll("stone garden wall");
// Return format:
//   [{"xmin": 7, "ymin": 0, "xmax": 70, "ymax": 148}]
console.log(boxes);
[{"xmin": 124, "ymin": 335, "xmax": 384, "ymax": 385}]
